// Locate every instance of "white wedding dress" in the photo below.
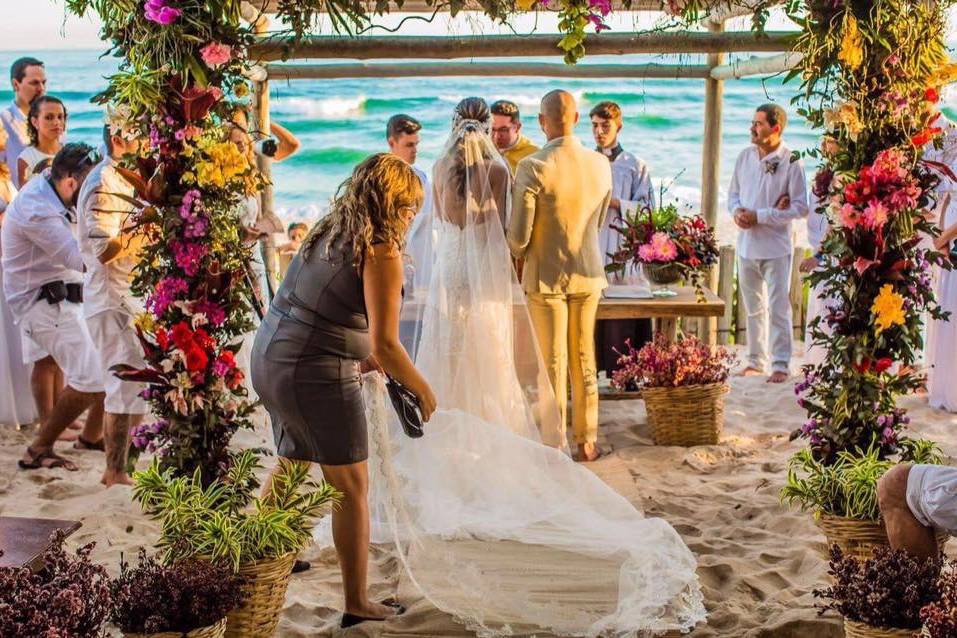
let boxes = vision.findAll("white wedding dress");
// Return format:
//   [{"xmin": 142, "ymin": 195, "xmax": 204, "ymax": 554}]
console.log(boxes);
[{"xmin": 326, "ymin": 118, "xmax": 705, "ymax": 636}]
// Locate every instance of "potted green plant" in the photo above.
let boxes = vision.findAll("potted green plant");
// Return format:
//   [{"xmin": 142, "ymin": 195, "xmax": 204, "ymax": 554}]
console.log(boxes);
[
  {"xmin": 612, "ymin": 333, "xmax": 735, "ymax": 445},
  {"xmin": 132, "ymin": 450, "xmax": 341, "ymax": 638},
  {"xmin": 111, "ymin": 551, "xmax": 244, "ymax": 638},
  {"xmin": 816, "ymin": 545, "xmax": 942, "ymax": 638}
]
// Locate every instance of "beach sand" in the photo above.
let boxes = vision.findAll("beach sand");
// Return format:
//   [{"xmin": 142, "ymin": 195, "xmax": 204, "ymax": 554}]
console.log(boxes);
[{"xmin": 2, "ymin": 347, "xmax": 955, "ymax": 637}]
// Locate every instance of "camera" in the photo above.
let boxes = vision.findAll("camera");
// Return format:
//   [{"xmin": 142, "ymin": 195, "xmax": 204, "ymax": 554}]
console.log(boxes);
[{"xmin": 254, "ymin": 138, "xmax": 279, "ymax": 158}]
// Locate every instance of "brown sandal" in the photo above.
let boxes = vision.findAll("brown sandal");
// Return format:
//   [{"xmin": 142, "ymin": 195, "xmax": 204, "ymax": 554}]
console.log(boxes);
[{"xmin": 18, "ymin": 447, "xmax": 79, "ymax": 471}]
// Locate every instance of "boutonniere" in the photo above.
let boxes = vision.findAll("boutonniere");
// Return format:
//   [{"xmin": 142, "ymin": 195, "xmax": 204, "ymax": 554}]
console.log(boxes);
[{"xmin": 765, "ymin": 159, "xmax": 781, "ymax": 175}]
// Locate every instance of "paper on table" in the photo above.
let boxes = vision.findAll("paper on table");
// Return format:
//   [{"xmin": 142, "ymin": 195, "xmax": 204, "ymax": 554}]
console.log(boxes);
[{"xmin": 603, "ymin": 284, "xmax": 654, "ymax": 299}]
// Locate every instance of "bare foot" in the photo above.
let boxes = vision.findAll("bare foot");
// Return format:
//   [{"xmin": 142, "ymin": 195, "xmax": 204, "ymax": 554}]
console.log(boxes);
[
  {"xmin": 68, "ymin": 421, "xmax": 83, "ymax": 431},
  {"xmin": 738, "ymin": 367, "xmax": 765, "ymax": 377},
  {"xmin": 574, "ymin": 443, "xmax": 604, "ymax": 462},
  {"xmin": 101, "ymin": 470, "xmax": 134, "ymax": 488},
  {"xmin": 767, "ymin": 371, "xmax": 789, "ymax": 383}
]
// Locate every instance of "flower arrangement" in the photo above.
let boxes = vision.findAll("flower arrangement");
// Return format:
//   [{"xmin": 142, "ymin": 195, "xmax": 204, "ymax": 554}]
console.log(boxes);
[
  {"xmin": 921, "ymin": 566, "xmax": 957, "ymax": 637},
  {"xmin": 606, "ymin": 202, "xmax": 719, "ymax": 300},
  {"xmin": 110, "ymin": 551, "xmax": 245, "ymax": 634},
  {"xmin": 815, "ymin": 545, "xmax": 943, "ymax": 632},
  {"xmin": 132, "ymin": 450, "xmax": 341, "ymax": 571},
  {"xmin": 0, "ymin": 531, "xmax": 111, "ymax": 637},
  {"xmin": 611, "ymin": 333, "xmax": 735, "ymax": 392}
]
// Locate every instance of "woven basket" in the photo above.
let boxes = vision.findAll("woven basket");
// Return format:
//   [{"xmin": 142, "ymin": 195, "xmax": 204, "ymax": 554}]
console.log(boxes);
[
  {"xmin": 124, "ymin": 617, "xmax": 227, "ymax": 638},
  {"xmin": 844, "ymin": 619, "xmax": 917, "ymax": 638},
  {"xmin": 816, "ymin": 514, "xmax": 949, "ymax": 562},
  {"xmin": 642, "ymin": 262, "xmax": 683, "ymax": 285},
  {"xmin": 224, "ymin": 553, "xmax": 296, "ymax": 638},
  {"xmin": 642, "ymin": 382, "xmax": 728, "ymax": 446}
]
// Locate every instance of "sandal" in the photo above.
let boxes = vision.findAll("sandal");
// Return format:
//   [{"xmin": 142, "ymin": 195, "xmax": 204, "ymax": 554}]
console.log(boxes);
[
  {"xmin": 340, "ymin": 600, "xmax": 406, "ymax": 629},
  {"xmin": 74, "ymin": 436, "xmax": 105, "ymax": 452},
  {"xmin": 18, "ymin": 447, "xmax": 78, "ymax": 471}
]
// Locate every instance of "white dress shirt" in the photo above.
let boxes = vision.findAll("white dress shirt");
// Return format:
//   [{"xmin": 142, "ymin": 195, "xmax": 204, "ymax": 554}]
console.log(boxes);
[
  {"xmin": 0, "ymin": 103, "xmax": 30, "ymax": 189},
  {"xmin": 1, "ymin": 176, "xmax": 83, "ymax": 320},
  {"xmin": 807, "ymin": 194, "xmax": 828, "ymax": 254},
  {"xmin": 77, "ymin": 158, "xmax": 142, "ymax": 318},
  {"xmin": 597, "ymin": 147, "xmax": 655, "ymax": 267},
  {"xmin": 728, "ymin": 143, "xmax": 809, "ymax": 260},
  {"xmin": 405, "ymin": 166, "xmax": 435, "ymax": 291}
]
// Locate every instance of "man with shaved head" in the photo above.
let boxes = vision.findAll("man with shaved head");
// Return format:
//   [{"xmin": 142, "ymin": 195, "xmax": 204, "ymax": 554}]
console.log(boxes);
[{"xmin": 508, "ymin": 89, "xmax": 613, "ymax": 462}]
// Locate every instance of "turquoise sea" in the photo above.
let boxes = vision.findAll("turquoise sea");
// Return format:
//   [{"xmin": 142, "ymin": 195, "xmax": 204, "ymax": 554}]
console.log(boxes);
[{"xmin": 4, "ymin": 48, "xmax": 955, "ymax": 246}]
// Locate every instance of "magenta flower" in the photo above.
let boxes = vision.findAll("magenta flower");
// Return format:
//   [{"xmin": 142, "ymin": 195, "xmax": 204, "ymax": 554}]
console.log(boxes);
[
  {"xmin": 200, "ymin": 42, "xmax": 233, "ymax": 69},
  {"xmin": 144, "ymin": 0, "xmax": 182, "ymax": 25},
  {"xmin": 147, "ymin": 277, "xmax": 189, "ymax": 317},
  {"xmin": 192, "ymin": 300, "xmax": 226, "ymax": 327},
  {"xmin": 171, "ymin": 241, "xmax": 209, "ymax": 277},
  {"xmin": 862, "ymin": 200, "xmax": 890, "ymax": 230}
]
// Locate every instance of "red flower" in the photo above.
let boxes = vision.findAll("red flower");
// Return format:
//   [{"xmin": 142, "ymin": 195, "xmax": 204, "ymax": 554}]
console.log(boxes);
[
  {"xmin": 193, "ymin": 328, "xmax": 214, "ymax": 350},
  {"xmin": 185, "ymin": 345, "xmax": 209, "ymax": 373},
  {"xmin": 853, "ymin": 358, "xmax": 872, "ymax": 374},
  {"xmin": 925, "ymin": 87, "xmax": 941, "ymax": 103},
  {"xmin": 874, "ymin": 358, "xmax": 894, "ymax": 373},
  {"xmin": 227, "ymin": 369, "xmax": 244, "ymax": 390},
  {"xmin": 171, "ymin": 322, "xmax": 194, "ymax": 351},
  {"xmin": 156, "ymin": 327, "xmax": 169, "ymax": 350},
  {"xmin": 218, "ymin": 350, "xmax": 236, "ymax": 369},
  {"xmin": 912, "ymin": 127, "xmax": 942, "ymax": 147}
]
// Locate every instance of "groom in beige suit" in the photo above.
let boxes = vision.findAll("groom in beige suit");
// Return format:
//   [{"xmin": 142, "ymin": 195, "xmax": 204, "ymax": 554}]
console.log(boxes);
[{"xmin": 508, "ymin": 90, "xmax": 613, "ymax": 462}]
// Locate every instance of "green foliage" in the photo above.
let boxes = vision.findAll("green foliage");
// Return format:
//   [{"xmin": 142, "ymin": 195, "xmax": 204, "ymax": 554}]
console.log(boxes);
[{"xmin": 132, "ymin": 451, "xmax": 341, "ymax": 571}]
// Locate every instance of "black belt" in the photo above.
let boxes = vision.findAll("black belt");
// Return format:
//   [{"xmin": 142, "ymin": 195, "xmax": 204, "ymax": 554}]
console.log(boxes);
[{"xmin": 37, "ymin": 281, "xmax": 83, "ymax": 305}]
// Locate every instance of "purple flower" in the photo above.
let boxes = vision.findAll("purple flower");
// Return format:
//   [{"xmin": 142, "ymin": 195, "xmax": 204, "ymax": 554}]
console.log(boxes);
[
  {"xmin": 588, "ymin": 0, "xmax": 612, "ymax": 15},
  {"xmin": 171, "ymin": 241, "xmax": 209, "ymax": 277},
  {"xmin": 131, "ymin": 420, "xmax": 167, "ymax": 451},
  {"xmin": 193, "ymin": 300, "xmax": 226, "ymax": 327},
  {"xmin": 881, "ymin": 427, "xmax": 898, "ymax": 446},
  {"xmin": 147, "ymin": 276, "xmax": 189, "ymax": 317},
  {"xmin": 144, "ymin": 0, "xmax": 182, "ymax": 26}
]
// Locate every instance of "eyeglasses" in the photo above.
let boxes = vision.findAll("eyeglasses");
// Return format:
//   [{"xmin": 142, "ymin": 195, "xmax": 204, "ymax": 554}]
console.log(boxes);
[{"xmin": 491, "ymin": 126, "xmax": 517, "ymax": 135}]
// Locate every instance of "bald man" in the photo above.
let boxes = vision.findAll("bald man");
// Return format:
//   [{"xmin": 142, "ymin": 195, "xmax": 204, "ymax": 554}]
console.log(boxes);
[{"xmin": 507, "ymin": 90, "xmax": 613, "ymax": 462}]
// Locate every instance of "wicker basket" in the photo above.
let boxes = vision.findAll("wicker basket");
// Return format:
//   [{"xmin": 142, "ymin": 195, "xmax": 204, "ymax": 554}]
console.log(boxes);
[
  {"xmin": 642, "ymin": 382, "xmax": 728, "ymax": 446},
  {"xmin": 224, "ymin": 553, "xmax": 296, "ymax": 638},
  {"xmin": 124, "ymin": 617, "xmax": 227, "ymax": 638},
  {"xmin": 816, "ymin": 514, "xmax": 949, "ymax": 562},
  {"xmin": 642, "ymin": 262, "xmax": 683, "ymax": 285},
  {"xmin": 843, "ymin": 619, "xmax": 917, "ymax": 638}
]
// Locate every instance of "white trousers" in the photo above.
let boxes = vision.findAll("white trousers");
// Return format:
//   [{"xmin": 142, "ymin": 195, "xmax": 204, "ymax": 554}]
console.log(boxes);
[
  {"xmin": 86, "ymin": 310, "xmax": 148, "ymax": 415},
  {"xmin": 20, "ymin": 300, "xmax": 104, "ymax": 394},
  {"xmin": 739, "ymin": 255, "xmax": 793, "ymax": 373}
]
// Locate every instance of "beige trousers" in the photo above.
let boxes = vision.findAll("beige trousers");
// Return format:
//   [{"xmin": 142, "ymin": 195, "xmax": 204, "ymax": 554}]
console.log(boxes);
[{"xmin": 527, "ymin": 290, "xmax": 601, "ymax": 444}]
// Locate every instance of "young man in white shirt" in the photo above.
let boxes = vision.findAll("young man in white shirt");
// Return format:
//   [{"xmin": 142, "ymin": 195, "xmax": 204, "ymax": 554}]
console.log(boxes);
[
  {"xmin": 78, "ymin": 125, "xmax": 151, "ymax": 487},
  {"xmin": 386, "ymin": 114, "xmax": 433, "ymax": 292},
  {"xmin": 1, "ymin": 57, "xmax": 46, "ymax": 190},
  {"xmin": 728, "ymin": 104, "xmax": 809, "ymax": 383},
  {"xmin": 589, "ymin": 100, "xmax": 654, "ymax": 374},
  {"xmin": 2, "ymin": 143, "xmax": 106, "ymax": 472}
]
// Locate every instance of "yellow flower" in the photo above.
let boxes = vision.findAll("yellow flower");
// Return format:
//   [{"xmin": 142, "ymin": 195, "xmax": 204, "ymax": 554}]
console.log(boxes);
[
  {"xmin": 823, "ymin": 101, "xmax": 864, "ymax": 142},
  {"xmin": 194, "ymin": 141, "xmax": 249, "ymax": 190},
  {"xmin": 838, "ymin": 13, "xmax": 863, "ymax": 71},
  {"xmin": 182, "ymin": 171, "xmax": 196, "ymax": 184},
  {"xmin": 928, "ymin": 63, "xmax": 957, "ymax": 89},
  {"xmin": 134, "ymin": 312, "xmax": 155, "ymax": 334},
  {"xmin": 871, "ymin": 284, "xmax": 906, "ymax": 334},
  {"xmin": 234, "ymin": 81, "xmax": 250, "ymax": 98},
  {"xmin": 516, "ymin": 0, "xmax": 537, "ymax": 9}
]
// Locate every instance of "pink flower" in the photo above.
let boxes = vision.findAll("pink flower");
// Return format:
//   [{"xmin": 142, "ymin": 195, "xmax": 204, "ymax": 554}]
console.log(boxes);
[
  {"xmin": 854, "ymin": 256, "xmax": 877, "ymax": 275},
  {"xmin": 200, "ymin": 42, "xmax": 233, "ymax": 69},
  {"xmin": 638, "ymin": 243, "xmax": 656, "ymax": 262},
  {"xmin": 862, "ymin": 200, "xmax": 889, "ymax": 230},
  {"xmin": 588, "ymin": 0, "xmax": 612, "ymax": 15},
  {"xmin": 840, "ymin": 204, "xmax": 861, "ymax": 229},
  {"xmin": 147, "ymin": 277, "xmax": 189, "ymax": 317},
  {"xmin": 652, "ymin": 232, "xmax": 678, "ymax": 261},
  {"xmin": 144, "ymin": 0, "xmax": 181, "ymax": 25}
]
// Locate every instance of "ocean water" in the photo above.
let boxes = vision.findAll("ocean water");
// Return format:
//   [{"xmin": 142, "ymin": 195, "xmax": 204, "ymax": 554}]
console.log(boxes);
[{"xmin": 3, "ymin": 49, "xmax": 955, "ymax": 247}]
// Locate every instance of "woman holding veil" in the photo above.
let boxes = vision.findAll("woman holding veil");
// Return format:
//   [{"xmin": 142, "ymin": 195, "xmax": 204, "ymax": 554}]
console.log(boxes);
[{"xmin": 358, "ymin": 97, "xmax": 705, "ymax": 636}]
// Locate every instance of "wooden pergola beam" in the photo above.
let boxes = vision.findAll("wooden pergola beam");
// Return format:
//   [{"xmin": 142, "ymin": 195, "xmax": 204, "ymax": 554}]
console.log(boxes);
[
  {"xmin": 265, "ymin": 61, "xmax": 712, "ymax": 79},
  {"xmin": 247, "ymin": 0, "xmax": 690, "ymax": 14},
  {"xmin": 709, "ymin": 51, "xmax": 801, "ymax": 79},
  {"xmin": 249, "ymin": 31, "xmax": 796, "ymax": 61}
]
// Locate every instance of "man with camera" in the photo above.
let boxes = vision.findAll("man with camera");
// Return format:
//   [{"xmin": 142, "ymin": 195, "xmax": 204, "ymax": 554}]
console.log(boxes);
[{"xmin": 2, "ymin": 142, "xmax": 105, "ymax": 472}]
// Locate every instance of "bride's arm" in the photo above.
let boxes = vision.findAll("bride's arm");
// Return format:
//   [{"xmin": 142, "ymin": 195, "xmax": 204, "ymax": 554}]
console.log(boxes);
[
  {"xmin": 363, "ymin": 243, "xmax": 437, "ymax": 420},
  {"xmin": 489, "ymin": 161, "xmax": 512, "ymax": 229}
]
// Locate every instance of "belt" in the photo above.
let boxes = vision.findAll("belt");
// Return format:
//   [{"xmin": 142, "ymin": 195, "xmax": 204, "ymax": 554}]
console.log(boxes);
[{"xmin": 36, "ymin": 281, "xmax": 83, "ymax": 305}]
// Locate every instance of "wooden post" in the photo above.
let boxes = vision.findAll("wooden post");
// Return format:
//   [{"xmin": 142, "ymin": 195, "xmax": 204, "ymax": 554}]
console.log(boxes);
[
  {"xmin": 699, "ymin": 19, "xmax": 725, "ymax": 345},
  {"xmin": 716, "ymin": 245, "xmax": 735, "ymax": 345},
  {"xmin": 251, "ymin": 15, "xmax": 279, "ymax": 300},
  {"xmin": 735, "ymin": 269, "xmax": 747, "ymax": 345},
  {"xmin": 790, "ymin": 250, "xmax": 806, "ymax": 341}
]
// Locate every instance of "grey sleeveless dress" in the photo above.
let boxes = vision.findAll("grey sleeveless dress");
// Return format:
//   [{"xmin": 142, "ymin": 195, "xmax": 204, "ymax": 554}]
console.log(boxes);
[{"xmin": 251, "ymin": 231, "xmax": 371, "ymax": 465}]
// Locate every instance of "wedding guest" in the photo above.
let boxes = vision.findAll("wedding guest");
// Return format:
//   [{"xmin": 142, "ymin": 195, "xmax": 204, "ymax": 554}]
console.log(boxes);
[
  {"xmin": 509, "ymin": 90, "xmax": 612, "ymax": 462},
  {"xmin": 386, "ymin": 114, "xmax": 433, "ymax": 291},
  {"xmin": 77, "ymin": 124, "xmax": 150, "ymax": 487},
  {"xmin": 2, "ymin": 143, "xmax": 105, "ymax": 471},
  {"xmin": 878, "ymin": 464, "xmax": 957, "ymax": 560},
  {"xmin": 230, "ymin": 105, "xmax": 302, "ymax": 162},
  {"xmin": 1, "ymin": 57, "xmax": 46, "ymax": 189},
  {"xmin": 490, "ymin": 100, "xmax": 539, "ymax": 174},
  {"xmin": 18, "ymin": 95, "xmax": 66, "ymax": 187},
  {"xmin": 279, "ymin": 222, "xmax": 308, "ymax": 276},
  {"xmin": 729, "ymin": 104, "xmax": 808, "ymax": 383},
  {"xmin": 251, "ymin": 153, "xmax": 435, "ymax": 627},
  {"xmin": 589, "ymin": 100, "xmax": 654, "ymax": 374}
]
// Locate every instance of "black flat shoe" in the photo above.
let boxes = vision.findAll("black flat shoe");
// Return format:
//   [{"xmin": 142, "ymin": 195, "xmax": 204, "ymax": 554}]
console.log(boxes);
[
  {"xmin": 291, "ymin": 559, "xmax": 311, "ymax": 573},
  {"xmin": 340, "ymin": 601, "xmax": 406, "ymax": 629}
]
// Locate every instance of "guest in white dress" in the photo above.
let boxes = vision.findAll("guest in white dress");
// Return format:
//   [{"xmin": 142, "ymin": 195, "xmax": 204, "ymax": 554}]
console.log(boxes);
[
  {"xmin": 0, "ymin": 126, "xmax": 36, "ymax": 427},
  {"xmin": 729, "ymin": 104, "xmax": 809, "ymax": 383},
  {"xmin": 588, "ymin": 101, "xmax": 654, "ymax": 373},
  {"xmin": 17, "ymin": 95, "xmax": 65, "ymax": 187},
  {"xmin": 0, "ymin": 57, "xmax": 46, "ymax": 189}
]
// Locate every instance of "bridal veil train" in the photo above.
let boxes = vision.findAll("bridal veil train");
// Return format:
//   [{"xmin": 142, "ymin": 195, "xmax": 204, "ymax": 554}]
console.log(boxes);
[{"xmin": 331, "ymin": 99, "xmax": 705, "ymax": 636}]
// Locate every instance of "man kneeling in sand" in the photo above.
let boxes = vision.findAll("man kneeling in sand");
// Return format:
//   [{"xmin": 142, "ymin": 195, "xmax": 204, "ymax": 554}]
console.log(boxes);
[{"xmin": 878, "ymin": 464, "xmax": 957, "ymax": 558}]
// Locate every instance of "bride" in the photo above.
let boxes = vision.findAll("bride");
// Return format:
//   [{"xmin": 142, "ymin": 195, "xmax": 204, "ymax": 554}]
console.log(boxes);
[{"xmin": 352, "ymin": 97, "xmax": 704, "ymax": 636}]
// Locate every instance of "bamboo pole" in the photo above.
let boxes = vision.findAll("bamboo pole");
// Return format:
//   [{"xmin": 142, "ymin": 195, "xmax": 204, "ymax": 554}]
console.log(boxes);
[
  {"xmin": 734, "ymin": 268, "xmax": 747, "ymax": 345},
  {"xmin": 716, "ymin": 245, "xmax": 735, "ymax": 346},
  {"xmin": 250, "ymin": 31, "xmax": 797, "ymax": 62},
  {"xmin": 252, "ymin": 16, "xmax": 280, "ymax": 301},
  {"xmin": 710, "ymin": 51, "xmax": 802, "ymax": 80},
  {"xmin": 790, "ymin": 250, "xmax": 805, "ymax": 341},
  {"xmin": 266, "ymin": 61, "xmax": 712, "ymax": 80}
]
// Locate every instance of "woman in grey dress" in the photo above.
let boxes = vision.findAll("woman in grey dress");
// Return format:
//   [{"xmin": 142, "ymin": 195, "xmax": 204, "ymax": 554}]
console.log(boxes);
[{"xmin": 251, "ymin": 153, "xmax": 437, "ymax": 628}]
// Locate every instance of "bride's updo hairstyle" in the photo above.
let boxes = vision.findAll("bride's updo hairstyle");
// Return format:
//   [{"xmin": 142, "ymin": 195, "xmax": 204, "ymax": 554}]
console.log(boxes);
[
  {"xmin": 448, "ymin": 97, "xmax": 497, "ymax": 198},
  {"xmin": 302, "ymin": 153, "xmax": 424, "ymax": 267},
  {"xmin": 452, "ymin": 96, "xmax": 491, "ymax": 134}
]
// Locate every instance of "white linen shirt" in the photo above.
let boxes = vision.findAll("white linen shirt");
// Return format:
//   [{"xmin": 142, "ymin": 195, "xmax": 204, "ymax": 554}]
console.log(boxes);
[
  {"xmin": 728, "ymin": 143, "xmax": 809, "ymax": 260},
  {"xmin": 77, "ymin": 158, "xmax": 142, "ymax": 318},
  {"xmin": 405, "ymin": 165, "xmax": 435, "ymax": 292},
  {"xmin": 807, "ymin": 194, "xmax": 828, "ymax": 254},
  {"xmin": 598, "ymin": 149, "xmax": 655, "ymax": 267},
  {"xmin": 1, "ymin": 176, "xmax": 83, "ymax": 321},
  {"xmin": 0, "ymin": 103, "xmax": 30, "ymax": 189}
]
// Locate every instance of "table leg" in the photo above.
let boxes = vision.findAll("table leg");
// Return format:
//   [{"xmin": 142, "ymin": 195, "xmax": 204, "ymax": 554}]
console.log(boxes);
[{"xmin": 656, "ymin": 318, "xmax": 678, "ymax": 342}]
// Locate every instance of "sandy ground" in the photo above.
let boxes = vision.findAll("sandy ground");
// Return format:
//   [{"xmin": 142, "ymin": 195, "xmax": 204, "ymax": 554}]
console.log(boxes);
[{"xmin": 2, "ymin": 348, "xmax": 955, "ymax": 638}]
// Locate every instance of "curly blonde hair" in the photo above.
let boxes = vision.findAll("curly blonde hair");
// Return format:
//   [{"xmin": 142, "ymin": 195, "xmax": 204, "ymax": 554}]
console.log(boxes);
[{"xmin": 303, "ymin": 153, "xmax": 423, "ymax": 267}]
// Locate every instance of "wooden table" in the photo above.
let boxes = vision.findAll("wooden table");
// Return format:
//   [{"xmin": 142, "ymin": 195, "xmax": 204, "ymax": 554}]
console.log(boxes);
[
  {"xmin": 0, "ymin": 516, "xmax": 82, "ymax": 571},
  {"xmin": 598, "ymin": 285, "xmax": 725, "ymax": 341}
]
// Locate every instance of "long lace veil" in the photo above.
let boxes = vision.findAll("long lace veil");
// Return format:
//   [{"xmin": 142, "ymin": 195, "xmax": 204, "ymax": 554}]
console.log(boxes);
[{"xmin": 354, "ymin": 117, "xmax": 705, "ymax": 636}]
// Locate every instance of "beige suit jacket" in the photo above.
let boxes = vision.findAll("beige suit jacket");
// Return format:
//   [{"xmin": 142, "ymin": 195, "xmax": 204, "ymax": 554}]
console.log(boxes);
[{"xmin": 507, "ymin": 136, "xmax": 612, "ymax": 295}]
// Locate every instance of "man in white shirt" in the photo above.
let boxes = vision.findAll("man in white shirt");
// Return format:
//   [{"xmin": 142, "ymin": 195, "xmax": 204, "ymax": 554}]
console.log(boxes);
[
  {"xmin": 589, "ymin": 100, "xmax": 655, "ymax": 373},
  {"xmin": 728, "ymin": 104, "xmax": 809, "ymax": 383},
  {"xmin": 2, "ymin": 143, "xmax": 105, "ymax": 472},
  {"xmin": 1, "ymin": 57, "xmax": 46, "ymax": 189},
  {"xmin": 386, "ymin": 114, "xmax": 433, "ymax": 293},
  {"xmin": 78, "ymin": 126, "xmax": 150, "ymax": 487}
]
